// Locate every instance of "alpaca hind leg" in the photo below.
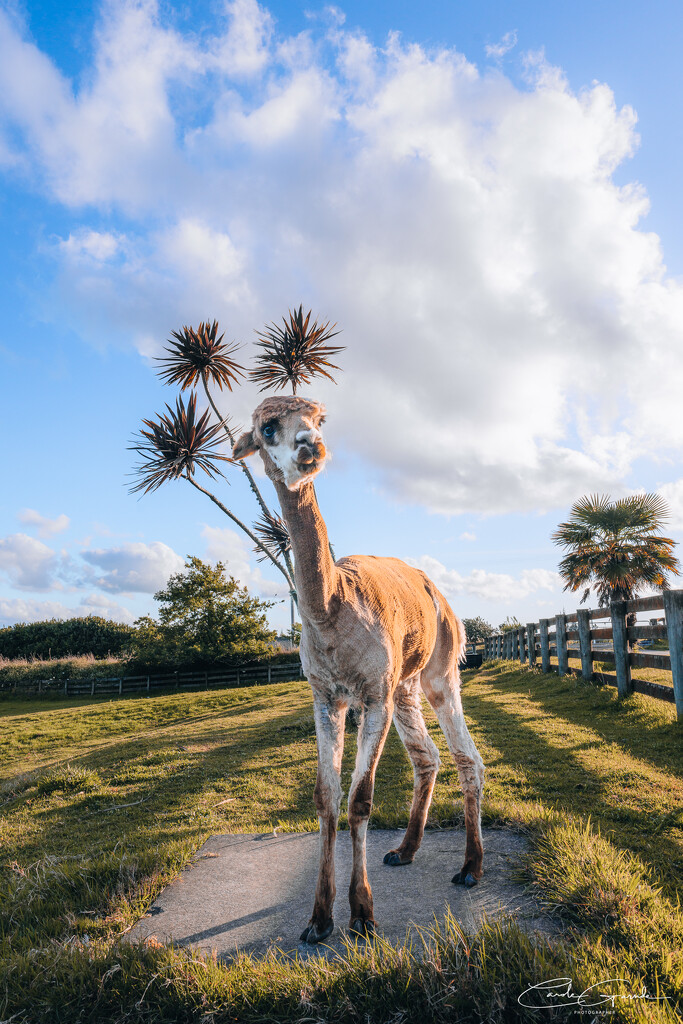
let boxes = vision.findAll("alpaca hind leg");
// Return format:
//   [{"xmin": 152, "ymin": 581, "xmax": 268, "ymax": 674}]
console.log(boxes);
[
  {"xmin": 347, "ymin": 698, "xmax": 393, "ymax": 935},
  {"xmin": 301, "ymin": 697, "xmax": 345, "ymax": 944},
  {"xmin": 384, "ymin": 677, "xmax": 440, "ymax": 866},
  {"xmin": 422, "ymin": 673, "xmax": 484, "ymax": 887}
]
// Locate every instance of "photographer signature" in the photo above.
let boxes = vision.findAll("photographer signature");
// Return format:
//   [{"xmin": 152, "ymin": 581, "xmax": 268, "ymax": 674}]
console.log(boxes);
[{"xmin": 518, "ymin": 978, "xmax": 670, "ymax": 1009}]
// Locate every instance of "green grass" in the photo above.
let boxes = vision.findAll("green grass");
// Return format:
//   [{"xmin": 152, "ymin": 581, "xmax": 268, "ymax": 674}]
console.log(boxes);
[{"xmin": 0, "ymin": 664, "xmax": 681, "ymax": 1022}]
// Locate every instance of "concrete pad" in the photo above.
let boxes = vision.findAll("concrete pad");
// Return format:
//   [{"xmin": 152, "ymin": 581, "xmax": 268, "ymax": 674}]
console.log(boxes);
[{"xmin": 128, "ymin": 829, "xmax": 556, "ymax": 959}]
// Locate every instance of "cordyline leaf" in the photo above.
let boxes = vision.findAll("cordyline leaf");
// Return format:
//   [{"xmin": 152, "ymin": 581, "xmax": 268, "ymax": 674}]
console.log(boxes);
[
  {"xmin": 253, "ymin": 511, "xmax": 291, "ymax": 564},
  {"xmin": 250, "ymin": 305, "xmax": 344, "ymax": 394},
  {"xmin": 157, "ymin": 320, "xmax": 245, "ymax": 391},
  {"xmin": 551, "ymin": 492, "xmax": 680, "ymax": 605},
  {"xmin": 129, "ymin": 393, "xmax": 231, "ymax": 494}
]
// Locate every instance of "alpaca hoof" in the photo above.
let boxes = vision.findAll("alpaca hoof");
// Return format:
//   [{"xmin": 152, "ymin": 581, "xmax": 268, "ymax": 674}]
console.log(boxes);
[
  {"xmin": 300, "ymin": 918, "xmax": 334, "ymax": 944},
  {"xmin": 349, "ymin": 917, "xmax": 375, "ymax": 937},
  {"xmin": 452, "ymin": 870, "xmax": 478, "ymax": 887},
  {"xmin": 383, "ymin": 850, "xmax": 412, "ymax": 866}
]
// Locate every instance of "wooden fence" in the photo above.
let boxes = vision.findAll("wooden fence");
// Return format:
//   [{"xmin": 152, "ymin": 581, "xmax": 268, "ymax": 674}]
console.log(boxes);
[
  {"xmin": 483, "ymin": 589, "xmax": 683, "ymax": 719},
  {"xmin": 1, "ymin": 661, "xmax": 305, "ymax": 698}
]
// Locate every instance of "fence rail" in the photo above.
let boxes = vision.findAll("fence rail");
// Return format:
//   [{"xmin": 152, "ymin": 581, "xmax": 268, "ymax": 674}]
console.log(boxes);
[
  {"xmin": 483, "ymin": 589, "xmax": 683, "ymax": 719},
  {"xmin": 0, "ymin": 661, "xmax": 305, "ymax": 698}
]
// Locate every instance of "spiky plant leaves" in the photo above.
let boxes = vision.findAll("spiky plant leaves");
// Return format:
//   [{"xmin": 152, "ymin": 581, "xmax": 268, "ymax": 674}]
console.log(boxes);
[
  {"xmin": 157, "ymin": 321, "xmax": 245, "ymax": 391},
  {"xmin": 251, "ymin": 305, "xmax": 344, "ymax": 393},
  {"xmin": 130, "ymin": 393, "xmax": 231, "ymax": 494},
  {"xmin": 253, "ymin": 511, "xmax": 292, "ymax": 563},
  {"xmin": 552, "ymin": 492, "xmax": 680, "ymax": 605}
]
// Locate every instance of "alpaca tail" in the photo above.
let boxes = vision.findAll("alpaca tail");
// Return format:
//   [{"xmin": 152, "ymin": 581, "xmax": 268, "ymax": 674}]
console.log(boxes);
[{"xmin": 453, "ymin": 613, "xmax": 468, "ymax": 666}]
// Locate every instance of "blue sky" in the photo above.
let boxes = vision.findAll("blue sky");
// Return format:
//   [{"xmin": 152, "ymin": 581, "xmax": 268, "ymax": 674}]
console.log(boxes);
[{"xmin": 1, "ymin": 0, "xmax": 682, "ymax": 634}]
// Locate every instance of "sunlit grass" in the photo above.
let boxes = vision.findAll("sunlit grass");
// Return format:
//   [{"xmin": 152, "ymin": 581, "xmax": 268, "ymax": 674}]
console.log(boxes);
[{"xmin": 0, "ymin": 665, "xmax": 681, "ymax": 1022}]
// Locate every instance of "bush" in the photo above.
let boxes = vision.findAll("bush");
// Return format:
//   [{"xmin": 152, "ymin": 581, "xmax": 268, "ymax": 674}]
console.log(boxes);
[{"xmin": 0, "ymin": 617, "xmax": 134, "ymax": 661}]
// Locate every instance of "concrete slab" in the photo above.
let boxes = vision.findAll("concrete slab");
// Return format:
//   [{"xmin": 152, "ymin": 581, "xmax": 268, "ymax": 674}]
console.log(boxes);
[{"xmin": 128, "ymin": 829, "xmax": 556, "ymax": 959}]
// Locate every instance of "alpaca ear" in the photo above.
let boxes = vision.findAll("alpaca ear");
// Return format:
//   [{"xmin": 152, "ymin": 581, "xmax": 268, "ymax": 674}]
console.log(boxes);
[{"xmin": 232, "ymin": 430, "xmax": 259, "ymax": 460}]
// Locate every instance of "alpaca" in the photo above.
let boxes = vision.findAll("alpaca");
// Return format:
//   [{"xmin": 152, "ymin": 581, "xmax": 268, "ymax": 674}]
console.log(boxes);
[{"xmin": 233, "ymin": 396, "xmax": 485, "ymax": 943}]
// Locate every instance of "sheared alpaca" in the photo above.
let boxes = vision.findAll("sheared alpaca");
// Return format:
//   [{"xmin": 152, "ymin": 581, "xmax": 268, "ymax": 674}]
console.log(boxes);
[{"xmin": 233, "ymin": 396, "xmax": 485, "ymax": 943}]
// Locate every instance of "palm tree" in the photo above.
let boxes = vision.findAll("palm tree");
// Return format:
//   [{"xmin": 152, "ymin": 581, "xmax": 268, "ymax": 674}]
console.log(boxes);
[
  {"xmin": 131, "ymin": 309, "xmax": 345, "ymax": 631},
  {"xmin": 552, "ymin": 493, "xmax": 680, "ymax": 606}
]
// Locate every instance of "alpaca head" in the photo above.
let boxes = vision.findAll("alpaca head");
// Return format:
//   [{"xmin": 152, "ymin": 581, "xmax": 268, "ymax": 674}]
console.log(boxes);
[{"xmin": 232, "ymin": 395, "xmax": 329, "ymax": 490}]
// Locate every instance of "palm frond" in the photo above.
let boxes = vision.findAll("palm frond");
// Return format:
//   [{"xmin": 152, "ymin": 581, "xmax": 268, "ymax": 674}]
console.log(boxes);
[
  {"xmin": 129, "ymin": 393, "xmax": 231, "ymax": 494},
  {"xmin": 253, "ymin": 511, "xmax": 291, "ymax": 564},
  {"xmin": 552, "ymin": 492, "xmax": 680, "ymax": 604},
  {"xmin": 157, "ymin": 320, "xmax": 245, "ymax": 391},
  {"xmin": 250, "ymin": 305, "xmax": 344, "ymax": 393}
]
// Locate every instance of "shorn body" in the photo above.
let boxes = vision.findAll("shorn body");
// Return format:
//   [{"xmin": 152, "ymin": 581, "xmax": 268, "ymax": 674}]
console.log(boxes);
[{"xmin": 233, "ymin": 396, "xmax": 485, "ymax": 943}]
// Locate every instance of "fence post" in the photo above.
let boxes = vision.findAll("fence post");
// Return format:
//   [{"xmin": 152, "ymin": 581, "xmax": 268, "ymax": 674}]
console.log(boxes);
[
  {"xmin": 610, "ymin": 601, "xmax": 632, "ymax": 698},
  {"xmin": 505, "ymin": 633, "xmax": 511, "ymax": 659},
  {"xmin": 556, "ymin": 614, "xmax": 568, "ymax": 676},
  {"xmin": 526, "ymin": 624, "xmax": 536, "ymax": 666},
  {"xmin": 663, "ymin": 589, "xmax": 683, "ymax": 719},
  {"xmin": 91, "ymin": 679, "xmax": 95, "ymax": 697},
  {"xmin": 119, "ymin": 678, "xmax": 123, "ymax": 695},
  {"xmin": 518, "ymin": 626, "xmax": 526, "ymax": 665},
  {"xmin": 64, "ymin": 678, "xmax": 68, "ymax": 697},
  {"xmin": 577, "ymin": 608, "xmax": 593, "ymax": 681},
  {"xmin": 146, "ymin": 675, "xmax": 150, "ymax": 693},
  {"xmin": 539, "ymin": 619, "xmax": 550, "ymax": 673}
]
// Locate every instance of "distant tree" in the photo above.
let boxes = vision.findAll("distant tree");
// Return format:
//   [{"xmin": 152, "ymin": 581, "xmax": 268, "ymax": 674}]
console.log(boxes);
[
  {"xmin": 461, "ymin": 617, "xmax": 494, "ymax": 644},
  {"xmin": 498, "ymin": 615, "xmax": 523, "ymax": 633},
  {"xmin": 551, "ymin": 493, "xmax": 680, "ymax": 606},
  {"xmin": 130, "ymin": 557, "xmax": 276, "ymax": 667}
]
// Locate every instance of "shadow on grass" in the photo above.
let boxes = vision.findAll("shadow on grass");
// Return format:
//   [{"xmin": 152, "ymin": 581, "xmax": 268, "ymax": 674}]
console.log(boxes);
[
  {"xmin": 486, "ymin": 662, "xmax": 682, "ymax": 779},
  {"xmin": 461, "ymin": 670, "xmax": 683, "ymax": 899}
]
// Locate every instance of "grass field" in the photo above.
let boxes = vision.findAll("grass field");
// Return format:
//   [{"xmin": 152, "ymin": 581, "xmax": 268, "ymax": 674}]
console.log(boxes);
[{"xmin": 1, "ymin": 662, "xmax": 682, "ymax": 1022}]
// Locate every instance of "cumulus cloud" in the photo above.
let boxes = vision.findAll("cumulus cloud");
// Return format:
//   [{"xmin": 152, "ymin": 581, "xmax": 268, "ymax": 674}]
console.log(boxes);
[
  {"xmin": 212, "ymin": 0, "xmax": 273, "ymax": 77},
  {"xmin": 1, "ymin": 3, "xmax": 683, "ymax": 516},
  {"xmin": 80, "ymin": 541, "xmax": 184, "ymax": 593},
  {"xmin": 0, "ymin": 593, "xmax": 135, "ymax": 626},
  {"xmin": 410, "ymin": 555, "xmax": 562, "ymax": 604},
  {"xmin": 0, "ymin": 534, "xmax": 59, "ymax": 590},
  {"xmin": 201, "ymin": 524, "xmax": 288, "ymax": 598},
  {"xmin": 17, "ymin": 509, "xmax": 70, "ymax": 538}
]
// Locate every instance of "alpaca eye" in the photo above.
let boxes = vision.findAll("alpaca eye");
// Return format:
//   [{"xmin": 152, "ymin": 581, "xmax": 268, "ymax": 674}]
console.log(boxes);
[{"xmin": 262, "ymin": 422, "xmax": 277, "ymax": 441}]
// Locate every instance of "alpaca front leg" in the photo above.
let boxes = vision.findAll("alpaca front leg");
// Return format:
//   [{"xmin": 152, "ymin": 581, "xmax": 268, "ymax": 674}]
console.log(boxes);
[
  {"xmin": 300, "ymin": 697, "xmax": 345, "ymax": 944},
  {"xmin": 348, "ymin": 700, "xmax": 393, "ymax": 936}
]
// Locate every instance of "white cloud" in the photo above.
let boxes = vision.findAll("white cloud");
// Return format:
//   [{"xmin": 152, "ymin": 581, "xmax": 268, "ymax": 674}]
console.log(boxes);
[
  {"xmin": 0, "ymin": 593, "xmax": 135, "ymax": 626},
  {"xmin": 2, "ymin": 4, "xmax": 683, "ymax": 516},
  {"xmin": 485, "ymin": 30, "xmax": 518, "ymax": 61},
  {"xmin": 459, "ymin": 532, "xmax": 476, "ymax": 542},
  {"xmin": 60, "ymin": 229, "xmax": 122, "ymax": 262},
  {"xmin": 212, "ymin": 0, "xmax": 273, "ymax": 77},
  {"xmin": 17, "ymin": 509, "xmax": 70, "ymax": 538},
  {"xmin": 0, "ymin": 534, "xmax": 59, "ymax": 591},
  {"xmin": 80, "ymin": 541, "xmax": 184, "ymax": 593},
  {"xmin": 410, "ymin": 555, "xmax": 562, "ymax": 604},
  {"xmin": 658, "ymin": 479, "xmax": 683, "ymax": 532},
  {"xmin": 201, "ymin": 524, "xmax": 288, "ymax": 599}
]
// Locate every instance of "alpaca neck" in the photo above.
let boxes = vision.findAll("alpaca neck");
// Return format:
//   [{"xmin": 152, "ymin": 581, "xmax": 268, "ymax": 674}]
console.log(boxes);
[{"xmin": 274, "ymin": 479, "xmax": 336, "ymax": 620}]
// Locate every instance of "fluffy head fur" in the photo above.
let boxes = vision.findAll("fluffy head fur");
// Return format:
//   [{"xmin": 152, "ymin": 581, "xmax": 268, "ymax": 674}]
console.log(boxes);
[{"xmin": 233, "ymin": 395, "xmax": 329, "ymax": 490}]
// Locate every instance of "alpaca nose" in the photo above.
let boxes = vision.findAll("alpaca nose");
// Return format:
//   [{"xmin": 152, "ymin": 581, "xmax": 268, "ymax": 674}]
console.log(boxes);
[{"xmin": 297, "ymin": 440, "xmax": 326, "ymax": 463}]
